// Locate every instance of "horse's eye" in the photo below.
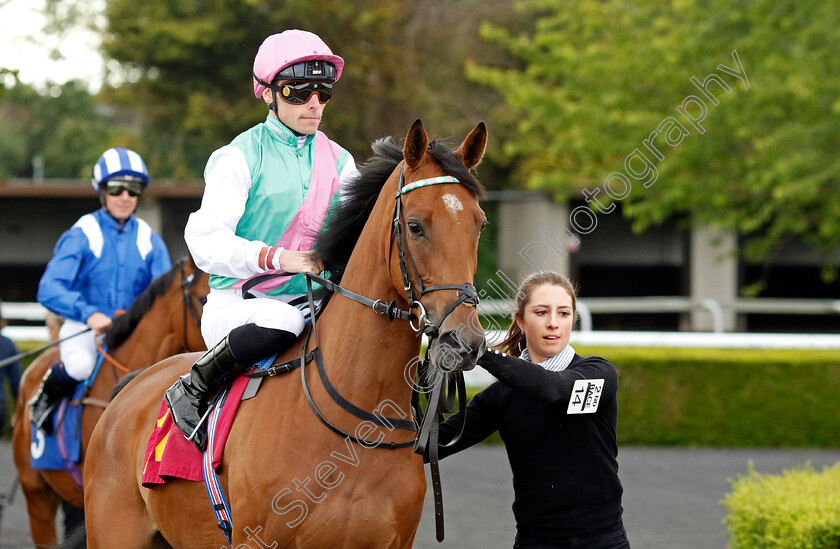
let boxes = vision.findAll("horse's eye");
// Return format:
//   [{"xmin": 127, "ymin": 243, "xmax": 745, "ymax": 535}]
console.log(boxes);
[
  {"xmin": 480, "ymin": 220, "xmax": 488, "ymax": 233},
  {"xmin": 407, "ymin": 221, "xmax": 425, "ymax": 237}
]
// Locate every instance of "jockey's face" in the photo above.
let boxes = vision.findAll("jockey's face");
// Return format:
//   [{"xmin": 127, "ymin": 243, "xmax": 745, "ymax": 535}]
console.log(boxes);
[
  {"xmin": 263, "ymin": 83, "xmax": 325, "ymax": 135},
  {"xmin": 102, "ymin": 188, "xmax": 138, "ymax": 222}
]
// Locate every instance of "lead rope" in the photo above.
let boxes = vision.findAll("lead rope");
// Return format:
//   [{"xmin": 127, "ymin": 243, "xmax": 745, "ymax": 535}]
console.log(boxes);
[{"xmin": 412, "ymin": 363, "xmax": 468, "ymax": 542}]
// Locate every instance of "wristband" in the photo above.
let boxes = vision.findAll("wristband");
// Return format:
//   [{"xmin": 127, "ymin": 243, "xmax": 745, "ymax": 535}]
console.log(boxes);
[
  {"xmin": 267, "ymin": 246, "xmax": 285, "ymax": 269},
  {"xmin": 259, "ymin": 246, "xmax": 285, "ymax": 270}
]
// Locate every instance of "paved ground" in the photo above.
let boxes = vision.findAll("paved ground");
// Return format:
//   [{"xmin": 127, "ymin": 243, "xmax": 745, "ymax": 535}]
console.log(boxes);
[{"xmin": 0, "ymin": 440, "xmax": 837, "ymax": 548}]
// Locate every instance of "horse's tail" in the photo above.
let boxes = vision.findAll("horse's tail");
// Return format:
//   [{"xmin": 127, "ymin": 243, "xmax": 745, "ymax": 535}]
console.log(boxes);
[
  {"xmin": 110, "ymin": 368, "xmax": 146, "ymax": 400},
  {"xmin": 58, "ymin": 523, "xmax": 87, "ymax": 549}
]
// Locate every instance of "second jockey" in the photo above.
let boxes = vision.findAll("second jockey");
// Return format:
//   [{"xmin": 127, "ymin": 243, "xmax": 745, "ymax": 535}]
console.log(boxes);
[{"xmin": 31, "ymin": 147, "xmax": 171, "ymax": 434}]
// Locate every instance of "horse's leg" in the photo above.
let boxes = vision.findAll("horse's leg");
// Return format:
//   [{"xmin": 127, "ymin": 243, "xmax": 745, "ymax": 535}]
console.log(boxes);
[
  {"xmin": 19, "ymin": 478, "xmax": 60, "ymax": 548},
  {"xmin": 84, "ymin": 449, "xmax": 163, "ymax": 549},
  {"xmin": 12, "ymin": 359, "xmax": 62, "ymax": 547},
  {"xmin": 83, "ymin": 369, "xmax": 177, "ymax": 549}
]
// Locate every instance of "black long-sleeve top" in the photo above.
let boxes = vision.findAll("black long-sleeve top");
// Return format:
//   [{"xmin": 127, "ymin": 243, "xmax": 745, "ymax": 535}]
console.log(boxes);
[{"xmin": 436, "ymin": 349, "xmax": 625, "ymax": 542}]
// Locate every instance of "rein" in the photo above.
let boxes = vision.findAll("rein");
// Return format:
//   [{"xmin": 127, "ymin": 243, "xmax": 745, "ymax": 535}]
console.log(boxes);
[
  {"xmin": 299, "ymin": 276, "xmax": 417, "ymax": 448},
  {"xmin": 94, "ymin": 338, "xmax": 131, "ymax": 374}
]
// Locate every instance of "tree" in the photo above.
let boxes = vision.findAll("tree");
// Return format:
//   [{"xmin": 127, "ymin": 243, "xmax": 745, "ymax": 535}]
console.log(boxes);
[
  {"xmin": 43, "ymin": 0, "xmax": 520, "ymax": 180},
  {"xmin": 468, "ymin": 0, "xmax": 840, "ymax": 279},
  {"xmin": 36, "ymin": 0, "xmax": 525, "ymax": 287},
  {"xmin": 0, "ymin": 74, "xmax": 113, "ymax": 179}
]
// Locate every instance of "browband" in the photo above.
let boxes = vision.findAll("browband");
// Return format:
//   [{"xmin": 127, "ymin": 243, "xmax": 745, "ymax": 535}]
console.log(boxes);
[{"xmin": 399, "ymin": 175, "xmax": 460, "ymax": 196}]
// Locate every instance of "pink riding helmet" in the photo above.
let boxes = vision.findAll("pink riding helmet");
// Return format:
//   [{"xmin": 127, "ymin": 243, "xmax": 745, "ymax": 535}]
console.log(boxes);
[{"xmin": 252, "ymin": 30, "xmax": 345, "ymax": 98}]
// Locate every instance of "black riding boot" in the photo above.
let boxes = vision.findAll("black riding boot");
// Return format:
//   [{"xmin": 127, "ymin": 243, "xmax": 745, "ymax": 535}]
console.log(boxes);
[
  {"xmin": 29, "ymin": 364, "xmax": 78, "ymax": 435},
  {"xmin": 164, "ymin": 335, "xmax": 242, "ymax": 451}
]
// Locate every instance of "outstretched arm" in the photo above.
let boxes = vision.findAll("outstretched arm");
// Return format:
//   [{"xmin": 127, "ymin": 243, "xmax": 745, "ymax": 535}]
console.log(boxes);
[{"xmin": 477, "ymin": 350, "xmax": 617, "ymax": 406}]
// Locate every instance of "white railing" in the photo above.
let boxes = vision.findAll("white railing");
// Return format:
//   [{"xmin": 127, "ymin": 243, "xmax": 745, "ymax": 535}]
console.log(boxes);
[
  {"xmin": 1, "ymin": 302, "xmax": 50, "ymax": 341},
  {"xmin": 477, "ymin": 297, "xmax": 840, "ymax": 334},
  {"xmin": 4, "ymin": 298, "xmax": 840, "ymax": 345},
  {"xmin": 5, "ymin": 301, "xmax": 840, "ymax": 388}
]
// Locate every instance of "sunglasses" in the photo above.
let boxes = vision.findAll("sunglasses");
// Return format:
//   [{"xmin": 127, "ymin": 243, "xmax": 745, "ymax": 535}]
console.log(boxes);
[
  {"xmin": 276, "ymin": 81, "xmax": 333, "ymax": 104},
  {"xmin": 103, "ymin": 179, "xmax": 144, "ymax": 197}
]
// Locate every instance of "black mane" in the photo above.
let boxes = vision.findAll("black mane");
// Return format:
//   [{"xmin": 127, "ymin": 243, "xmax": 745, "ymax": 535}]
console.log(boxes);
[
  {"xmin": 314, "ymin": 137, "xmax": 486, "ymax": 283},
  {"xmin": 102, "ymin": 257, "xmax": 187, "ymax": 350}
]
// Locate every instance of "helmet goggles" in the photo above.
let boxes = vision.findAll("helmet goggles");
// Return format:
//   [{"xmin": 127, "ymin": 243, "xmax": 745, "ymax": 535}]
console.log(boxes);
[
  {"xmin": 102, "ymin": 177, "xmax": 145, "ymax": 197},
  {"xmin": 253, "ymin": 73, "xmax": 334, "ymax": 104},
  {"xmin": 276, "ymin": 81, "xmax": 333, "ymax": 104}
]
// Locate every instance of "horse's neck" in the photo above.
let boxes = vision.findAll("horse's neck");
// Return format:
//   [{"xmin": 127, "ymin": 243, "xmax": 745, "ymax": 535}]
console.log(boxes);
[{"xmin": 315, "ymin": 259, "xmax": 419, "ymax": 414}]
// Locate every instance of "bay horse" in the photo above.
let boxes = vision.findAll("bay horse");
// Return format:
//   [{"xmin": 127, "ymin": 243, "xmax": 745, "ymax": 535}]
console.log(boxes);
[
  {"xmin": 11, "ymin": 256, "xmax": 210, "ymax": 547},
  {"xmin": 81, "ymin": 119, "xmax": 488, "ymax": 548}
]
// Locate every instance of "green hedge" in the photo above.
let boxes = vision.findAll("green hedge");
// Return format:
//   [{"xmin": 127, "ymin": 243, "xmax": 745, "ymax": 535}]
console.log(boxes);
[
  {"xmin": 722, "ymin": 462, "xmax": 840, "ymax": 548},
  {"xmin": 589, "ymin": 346, "xmax": 840, "ymax": 447}
]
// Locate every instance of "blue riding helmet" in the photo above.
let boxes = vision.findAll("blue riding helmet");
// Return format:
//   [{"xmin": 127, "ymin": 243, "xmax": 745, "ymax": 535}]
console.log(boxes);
[{"xmin": 91, "ymin": 148, "xmax": 150, "ymax": 192}]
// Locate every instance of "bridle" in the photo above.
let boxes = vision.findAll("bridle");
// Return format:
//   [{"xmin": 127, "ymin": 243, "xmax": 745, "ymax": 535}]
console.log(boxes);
[
  {"xmin": 180, "ymin": 263, "xmax": 205, "ymax": 352},
  {"xmin": 390, "ymin": 167, "xmax": 480, "ymax": 339},
  {"xmin": 249, "ymin": 165, "xmax": 481, "ymax": 424},
  {"xmin": 291, "ymin": 163, "xmax": 480, "ymax": 341}
]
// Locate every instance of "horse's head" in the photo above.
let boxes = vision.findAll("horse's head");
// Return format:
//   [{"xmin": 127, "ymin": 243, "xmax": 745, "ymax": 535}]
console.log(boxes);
[
  {"xmin": 390, "ymin": 119, "xmax": 488, "ymax": 373},
  {"xmin": 181, "ymin": 255, "xmax": 210, "ymax": 351}
]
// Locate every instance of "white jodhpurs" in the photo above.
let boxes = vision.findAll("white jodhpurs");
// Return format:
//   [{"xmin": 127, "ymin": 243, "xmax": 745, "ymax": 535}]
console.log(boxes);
[
  {"xmin": 199, "ymin": 289, "xmax": 306, "ymax": 349},
  {"xmin": 58, "ymin": 319, "xmax": 98, "ymax": 381}
]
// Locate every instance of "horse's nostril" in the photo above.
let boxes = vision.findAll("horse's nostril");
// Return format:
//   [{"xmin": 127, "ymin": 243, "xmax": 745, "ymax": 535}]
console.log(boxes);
[{"xmin": 430, "ymin": 331, "xmax": 483, "ymax": 372}]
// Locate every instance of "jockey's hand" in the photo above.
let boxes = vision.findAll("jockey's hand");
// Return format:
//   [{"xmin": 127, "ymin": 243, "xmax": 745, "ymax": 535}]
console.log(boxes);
[
  {"xmin": 276, "ymin": 250, "xmax": 325, "ymax": 276},
  {"xmin": 86, "ymin": 312, "xmax": 113, "ymax": 334}
]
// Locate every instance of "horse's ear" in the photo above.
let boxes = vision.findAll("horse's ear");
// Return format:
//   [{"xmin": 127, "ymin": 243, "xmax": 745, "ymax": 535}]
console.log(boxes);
[
  {"xmin": 403, "ymin": 119, "xmax": 428, "ymax": 170},
  {"xmin": 454, "ymin": 121, "xmax": 487, "ymax": 169}
]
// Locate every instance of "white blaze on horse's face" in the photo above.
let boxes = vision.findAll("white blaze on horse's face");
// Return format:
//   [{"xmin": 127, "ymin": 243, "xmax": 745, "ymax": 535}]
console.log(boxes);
[{"xmin": 441, "ymin": 193, "xmax": 464, "ymax": 219}]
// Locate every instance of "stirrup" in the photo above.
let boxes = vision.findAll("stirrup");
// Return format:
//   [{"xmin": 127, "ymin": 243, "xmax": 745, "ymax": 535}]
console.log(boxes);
[{"xmin": 32, "ymin": 402, "xmax": 59, "ymax": 432}]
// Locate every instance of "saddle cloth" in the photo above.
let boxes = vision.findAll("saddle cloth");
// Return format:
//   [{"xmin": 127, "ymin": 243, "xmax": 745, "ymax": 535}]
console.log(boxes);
[
  {"xmin": 141, "ymin": 373, "xmax": 251, "ymax": 486},
  {"xmin": 29, "ymin": 383, "xmax": 85, "ymax": 471}
]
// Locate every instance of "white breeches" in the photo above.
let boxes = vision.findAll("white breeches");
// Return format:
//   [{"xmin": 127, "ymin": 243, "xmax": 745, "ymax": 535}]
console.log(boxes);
[
  {"xmin": 58, "ymin": 319, "xmax": 98, "ymax": 381},
  {"xmin": 199, "ymin": 289, "xmax": 306, "ymax": 348}
]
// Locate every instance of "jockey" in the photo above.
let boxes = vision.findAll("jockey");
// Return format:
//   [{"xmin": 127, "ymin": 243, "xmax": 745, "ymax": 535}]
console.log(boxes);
[
  {"xmin": 30, "ymin": 148, "xmax": 172, "ymax": 434},
  {"xmin": 164, "ymin": 29, "xmax": 359, "ymax": 451}
]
